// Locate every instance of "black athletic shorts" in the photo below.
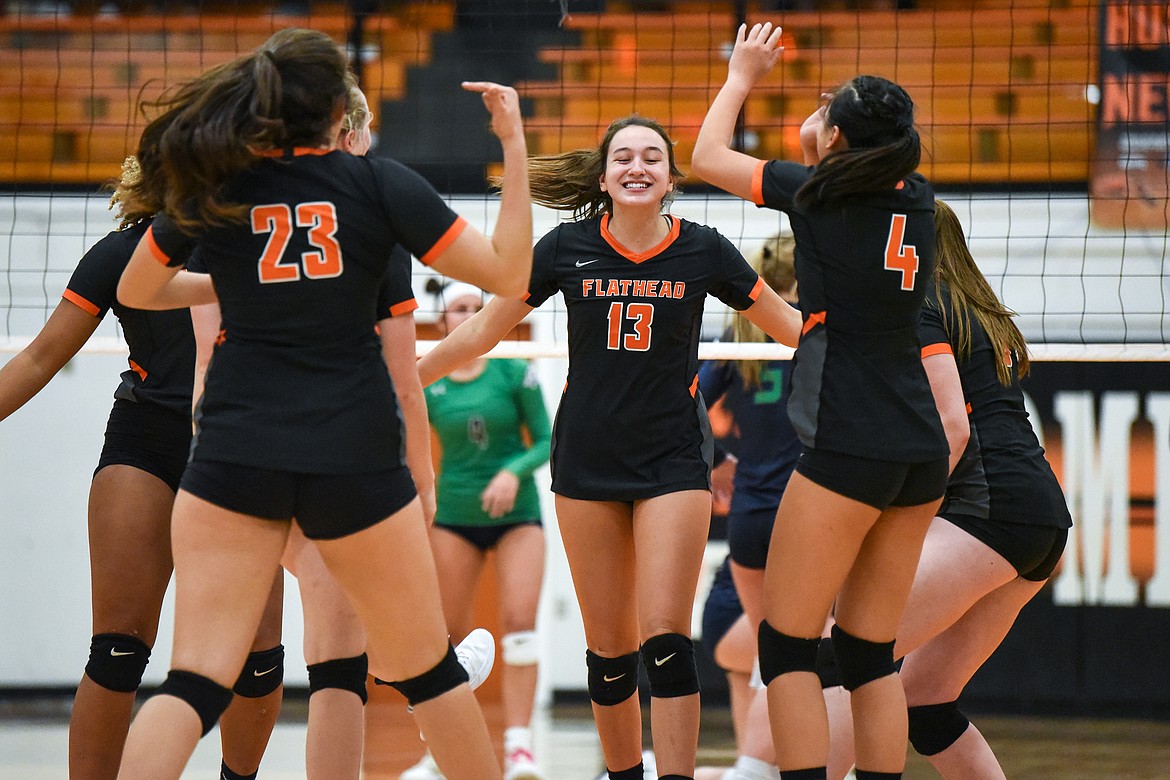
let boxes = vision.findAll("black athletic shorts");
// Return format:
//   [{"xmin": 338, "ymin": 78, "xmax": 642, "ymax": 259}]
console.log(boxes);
[
  {"xmin": 180, "ymin": 460, "xmax": 417, "ymax": 541},
  {"xmin": 727, "ymin": 507, "xmax": 777, "ymax": 570},
  {"xmin": 701, "ymin": 572, "xmax": 744, "ymax": 670},
  {"xmin": 943, "ymin": 512, "xmax": 1068, "ymax": 581},
  {"xmin": 795, "ymin": 448, "xmax": 948, "ymax": 511},
  {"xmin": 433, "ymin": 519, "xmax": 542, "ymax": 552},
  {"xmin": 95, "ymin": 399, "xmax": 192, "ymax": 492}
]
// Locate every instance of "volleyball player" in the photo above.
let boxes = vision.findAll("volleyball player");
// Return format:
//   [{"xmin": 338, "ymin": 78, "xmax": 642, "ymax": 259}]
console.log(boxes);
[
  {"xmin": 821, "ymin": 200, "xmax": 1071, "ymax": 779},
  {"xmin": 694, "ymin": 23, "xmax": 950, "ymax": 780},
  {"xmin": 0, "ymin": 157, "xmax": 288, "ymax": 780},
  {"xmin": 110, "ymin": 28, "xmax": 531, "ymax": 780},
  {"xmin": 418, "ymin": 114, "xmax": 802, "ymax": 780}
]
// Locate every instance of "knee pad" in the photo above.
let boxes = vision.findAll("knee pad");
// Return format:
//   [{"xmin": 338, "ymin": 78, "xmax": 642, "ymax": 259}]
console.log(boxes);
[
  {"xmin": 757, "ymin": 620, "xmax": 819, "ymax": 686},
  {"xmin": 585, "ymin": 649, "xmax": 639, "ymax": 706},
  {"xmin": 502, "ymin": 630, "xmax": 539, "ymax": 666},
  {"xmin": 640, "ymin": 633, "xmax": 699, "ymax": 698},
  {"xmin": 155, "ymin": 669, "xmax": 233, "ymax": 737},
  {"xmin": 908, "ymin": 701, "xmax": 970, "ymax": 756},
  {"xmin": 831, "ymin": 624, "xmax": 896, "ymax": 692},
  {"xmin": 815, "ymin": 636, "xmax": 841, "ymax": 689},
  {"xmin": 84, "ymin": 633, "xmax": 151, "ymax": 693},
  {"xmin": 386, "ymin": 644, "xmax": 468, "ymax": 707},
  {"xmin": 232, "ymin": 644, "xmax": 284, "ymax": 698},
  {"xmin": 307, "ymin": 653, "xmax": 369, "ymax": 704}
]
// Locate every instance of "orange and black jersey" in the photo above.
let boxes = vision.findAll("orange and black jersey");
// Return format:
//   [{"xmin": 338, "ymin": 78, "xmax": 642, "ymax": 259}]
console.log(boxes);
[
  {"xmin": 64, "ymin": 219, "xmax": 195, "ymax": 416},
  {"xmin": 920, "ymin": 282, "xmax": 1071, "ymax": 529},
  {"xmin": 525, "ymin": 215, "xmax": 764, "ymax": 501},
  {"xmin": 754, "ymin": 160, "xmax": 947, "ymax": 462},
  {"xmin": 148, "ymin": 150, "xmax": 460, "ymax": 473}
]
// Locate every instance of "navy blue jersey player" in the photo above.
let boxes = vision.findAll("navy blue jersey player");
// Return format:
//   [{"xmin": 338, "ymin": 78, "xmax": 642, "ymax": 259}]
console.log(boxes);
[
  {"xmin": 695, "ymin": 22, "xmax": 949, "ymax": 780},
  {"xmin": 111, "ymin": 28, "xmax": 531, "ymax": 780},
  {"xmin": 419, "ymin": 115, "xmax": 801, "ymax": 780}
]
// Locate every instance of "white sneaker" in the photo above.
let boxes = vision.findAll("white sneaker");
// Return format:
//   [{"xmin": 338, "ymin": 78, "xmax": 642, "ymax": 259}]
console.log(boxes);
[
  {"xmin": 503, "ymin": 746, "xmax": 544, "ymax": 780},
  {"xmin": 455, "ymin": 627, "xmax": 495, "ymax": 691},
  {"xmin": 400, "ymin": 750, "xmax": 444, "ymax": 780}
]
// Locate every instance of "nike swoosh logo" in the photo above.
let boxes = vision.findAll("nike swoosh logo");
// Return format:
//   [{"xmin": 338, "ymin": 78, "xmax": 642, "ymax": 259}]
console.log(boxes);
[
  {"xmin": 110, "ymin": 648, "xmax": 136, "ymax": 657},
  {"xmin": 575, "ymin": 259, "xmax": 600, "ymax": 267},
  {"xmin": 253, "ymin": 666, "xmax": 279, "ymax": 677},
  {"xmin": 654, "ymin": 653, "xmax": 677, "ymax": 666},
  {"xmin": 602, "ymin": 673, "xmax": 626, "ymax": 682}
]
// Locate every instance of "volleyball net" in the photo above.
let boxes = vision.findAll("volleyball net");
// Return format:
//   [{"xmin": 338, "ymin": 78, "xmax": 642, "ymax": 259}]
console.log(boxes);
[{"xmin": 1, "ymin": 0, "xmax": 1167, "ymax": 361}]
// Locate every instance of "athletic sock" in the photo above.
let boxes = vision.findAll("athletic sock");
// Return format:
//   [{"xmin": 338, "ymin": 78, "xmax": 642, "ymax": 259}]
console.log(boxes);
[
  {"xmin": 779, "ymin": 768, "xmax": 826, "ymax": 780},
  {"xmin": 854, "ymin": 771, "xmax": 901, "ymax": 780},
  {"xmin": 609, "ymin": 762, "xmax": 644, "ymax": 780},
  {"xmin": 731, "ymin": 755, "xmax": 782, "ymax": 780},
  {"xmin": 220, "ymin": 761, "xmax": 258, "ymax": 780}
]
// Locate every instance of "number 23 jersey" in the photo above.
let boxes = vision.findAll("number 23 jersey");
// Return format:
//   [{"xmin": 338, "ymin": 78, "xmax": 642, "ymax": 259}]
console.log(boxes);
[{"xmin": 525, "ymin": 214, "xmax": 763, "ymax": 501}]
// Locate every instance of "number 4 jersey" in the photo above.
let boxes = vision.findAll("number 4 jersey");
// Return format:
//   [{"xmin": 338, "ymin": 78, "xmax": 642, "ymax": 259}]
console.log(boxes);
[
  {"xmin": 754, "ymin": 160, "xmax": 947, "ymax": 463},
  {"xmin": 524, "ymin": 214, "xmax": 763, "ymax": 501}
]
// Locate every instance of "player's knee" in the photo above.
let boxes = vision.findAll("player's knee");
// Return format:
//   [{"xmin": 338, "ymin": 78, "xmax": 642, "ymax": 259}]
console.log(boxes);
[
  {"xmin": 757, "ymin": 620, "xmax": 819, "ymax": 686},
  {"xmin": 232, "ymin": 644, "xmax": 284, "ymax": 698},
  {"xmin": 502, "ymin": 630, "xmax": 539, "ymax": 667},
  {"xmin": 307, "ymin": 653, "xmax": 369, "ymax": 704},
  {"xmin": 815, "ymin": 635, "xmax": 841, "ymax": 689},
  {"xmin": 908, "ymin": 701, "xmax": 970, "ymax": 756},
  {"xmin": 84, "ymin": 633, "xmax": 151, "ymax": 693},
  {"xmin": 640, "ymin": 633, "xmax": 699, "ymax": 698},
  {"xmin": 155, "ymin": 669, "xmax": 233, "ymax": 736},
  {"xmin": 385, "ymin": 644, "xmax": 468, "ymax": 707},
  {"xmin": 831, "ymin": 624, "xmax": 896, "ymax": 692},
  {"xmin": 586, "ymin": 649, "xmax": 639, "ymax": 706}
]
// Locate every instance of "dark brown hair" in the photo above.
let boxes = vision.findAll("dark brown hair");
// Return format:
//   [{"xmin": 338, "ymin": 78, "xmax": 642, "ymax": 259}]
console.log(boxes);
[{"xmin": 933, "ymin": 199, "xmax": 1029, "ymax": 382}]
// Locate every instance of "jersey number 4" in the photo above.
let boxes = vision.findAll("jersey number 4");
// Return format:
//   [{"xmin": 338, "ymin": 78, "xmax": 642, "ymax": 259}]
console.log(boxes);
[
  {"xmin": 607, "ymin": 302, "xmax": 654, "ymax": 351},
  {"xmin": 252, "ymin": 202, "xmax": 344, "ymax": 284},
  {"xmin": 884, "ymin": 213, "xmax": 919, "ymax": 291}
]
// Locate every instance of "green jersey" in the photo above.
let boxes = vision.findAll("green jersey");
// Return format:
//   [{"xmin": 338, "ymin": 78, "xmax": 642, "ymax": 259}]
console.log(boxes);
[{"xmin": 426, "ymin": 359, "xmax": 551, "ymax": 526}]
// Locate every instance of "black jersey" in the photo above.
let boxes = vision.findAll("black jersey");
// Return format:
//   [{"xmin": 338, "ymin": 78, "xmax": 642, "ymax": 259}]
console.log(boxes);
[
  {"xmin": 525, "ymin": 214, "xmax": 763, "ymax": 501},
  {"xmin": 147, "ymin": 150, "xmax": 463, "ymax": 474},
  {"xmin": 754, "ymin": 160, "xmax": 947, "ymax": 463},
  {"xmin": 376, "ymin": 245, "xmax": 418, "ymax": 321},
  {"xmin": 64, "ymin": 219, "xmax": 195, "ymax": 416},
  {"xmin": 919, "ymin": 283, "xmax": 1071, "ymax": 529}
]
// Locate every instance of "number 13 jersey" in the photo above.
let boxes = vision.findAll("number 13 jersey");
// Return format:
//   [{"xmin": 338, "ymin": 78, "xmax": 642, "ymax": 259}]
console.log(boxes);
[{"xmin": 525, "ymin": 214, "xmax": 763, "ymax": 501}]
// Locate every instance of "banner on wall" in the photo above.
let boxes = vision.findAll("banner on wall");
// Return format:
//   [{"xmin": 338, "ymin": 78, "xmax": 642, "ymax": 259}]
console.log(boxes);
[{"xmin": 1090, "ymin": 0, "xmax": 1170, "ymax": 229}]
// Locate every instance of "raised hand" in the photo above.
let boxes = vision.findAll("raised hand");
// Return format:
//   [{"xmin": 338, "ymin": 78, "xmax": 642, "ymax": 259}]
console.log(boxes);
[
  {"xmin": 728, "ymin": 22, "xmax": 785, "ymax": 88},
  {"xmin": 462, "ymin": 81, "xmax": 524, "ymax": 144}
]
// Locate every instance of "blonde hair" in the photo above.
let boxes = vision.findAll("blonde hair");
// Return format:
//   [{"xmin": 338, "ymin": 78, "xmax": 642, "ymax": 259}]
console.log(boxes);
[
  {"xmin": 933, "ymin": 199, "xmax": 1029, "ymax": 383},
  {"xmin": 108, "ymin": 156, "xmax": 152, "ymax": 230},
  {"xmin": 341, "ymin": 71, "xmax": 370, "ymax": 134},
  {"xmin": 730, "ymin": 234, "xmax": 797, "ymax": 388}
]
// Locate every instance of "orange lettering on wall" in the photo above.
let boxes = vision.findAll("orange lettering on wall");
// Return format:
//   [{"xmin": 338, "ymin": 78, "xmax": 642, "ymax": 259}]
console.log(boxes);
[
  {"xmin": 1100, "ymin": 74, "xmax": 1170, "ymax": 127},
  {"xmin": 1103, "ymin": 2, "xmax": 1170, "ymax": 48}
]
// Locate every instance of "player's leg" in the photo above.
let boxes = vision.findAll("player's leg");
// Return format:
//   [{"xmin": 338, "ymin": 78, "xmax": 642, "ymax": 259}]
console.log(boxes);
[
  {"xmin": 555, "ymin": 495, "xmax": 644, "ymax": 780},
  {"xmin": 116, "ymin": 490, "xmax": 291, "ymax": 780},
  {"xmin": 71, "ymin": 465, "xmax": 174, "ymax": 780},
  {"xmin": 633, "ymin": 489, "xmax": 711, "ymax": 780},
  {"xmin": 219, "ymin": 567, "xmax": 285, "ymax": 780},
  {"xmin": 494, "ymin": 523, "xmax": 546, "ymax": 779}
]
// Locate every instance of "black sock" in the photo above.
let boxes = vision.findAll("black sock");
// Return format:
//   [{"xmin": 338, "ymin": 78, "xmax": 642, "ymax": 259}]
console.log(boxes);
[
  {"xmin": 781, "ymin": 769, "xmax": 827, "ymax": 780},
  {"xmin": 659, "ymin": 775, "xmax": 694, "ymax": 780},
  {"xmin": 220, "ymin": 761, "xmax": 258, "ymax": 780},
  {"xmin": 609, "ymin": 762, "xmax": 644, "ymax": 780},
  {"xmin": 855, "ymin": 771, "xmax": 902, "ymax": 780}
]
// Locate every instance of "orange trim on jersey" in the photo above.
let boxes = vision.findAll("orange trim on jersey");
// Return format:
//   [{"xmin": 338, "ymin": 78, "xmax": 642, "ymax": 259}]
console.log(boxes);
[
  {"xmin": 599, "ymin": 213, "xmax": 681, "ymax": 264},
  {"xmin": 689, "ymin": 374, "xmax": 699, "ymax": 397},
  {"xmin": 388, "ymin": 299, "xmax": 419, "ymax": 317},
  {"xmin": 61, "ymin": 289, "xmax": 100, "ymax": 317},
  {"xmin": 419, "ymin": 217, "xmax": 469, "ymax": 266},
  {"xmin": 751, "ymin": 160, "xmax": 768, "ymax": 206},
  {"xmin": 251, "ymin": 146, "xmax": 334, "ymax": 158},
  {"xmin": 128, "ymin": 359, "xmax": 147, "ymax": 382},
  {"xmin": 921, "ymin": 342, "xmax": 953, "ymax": 359},
  {"xmin": 143, "ymin": 226, "xmax": 171, "ymax": 265},
  {"xmin": 895, "ymin": 179, "xmax": 906, "ymax": 190},
  {"xmin": 748, "ymin": 275, "xmax": 765, "ymax": 302},
  {"xmin": 966, "ymin": 402, "xmax": 973, "ymax": 415},
  {"xmin": 801, "ymin": 310, "xmax": 826, "ymax": 336},
  {"xmin": 215, "ymin": 329, "xmax": 227, "ymax": 346}
]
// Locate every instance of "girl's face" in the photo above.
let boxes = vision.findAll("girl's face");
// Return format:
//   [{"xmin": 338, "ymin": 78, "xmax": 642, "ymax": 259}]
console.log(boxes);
[
  {"xmin": 801, "ymin": 94, "xmax": 845, "ymax": 164},
  {"xmin": 599, "ymin": 125, "xmax": 673, "ymax": 212},
  {"xmin": 441, "ymin": 294, "xmax": 483, "ymax": 334},
  {"xmin": 340, "ymin": 92, "xmax": 374, "ymax": 156}
]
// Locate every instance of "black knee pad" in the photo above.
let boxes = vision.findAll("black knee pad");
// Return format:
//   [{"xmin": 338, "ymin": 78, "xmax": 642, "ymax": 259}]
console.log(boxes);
[
  {"xmin": 640, "ymin": 633, "xmax": 699, "ymax": 698},
  {"xmin": 84, "ymin": 633, "xmax": 151, "ymax": 693},
  {"xmin": 154, "ymin": 669, "xmax": 233, "ymax": 737},
  {"xmin": 307, "ymin": 653, "xmax": 369, "ymax": 704},
  {"xmin": 815, "ymin": 636, "xmax": 841, "ymax": 689},
  {"xmin": 585, "ymin": 649, "xmax": 639, "ymax": 706},
  {"xmin": 386, "ymin": 644, "xmax": 468, "ymax": 707},
  {"xmin": 757, "ymin": 620, "xmax": 819, "ymax": 686},
  {"xmin": 831, "ymin": 624, "xmax": 896, "ymax": 692},
  {"xmin": 232, "ymin": 645, "xmax": 285, "ymax": 698},
  {"xmin": 908, "ymin": 701, "xmax": 970, "ymax": 756}
]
